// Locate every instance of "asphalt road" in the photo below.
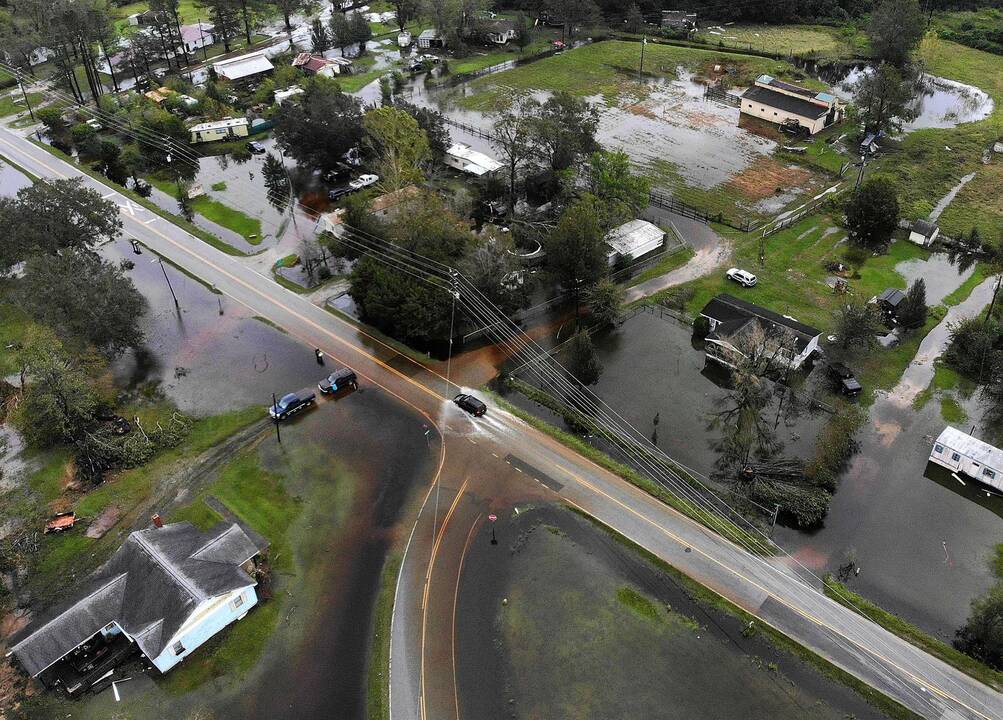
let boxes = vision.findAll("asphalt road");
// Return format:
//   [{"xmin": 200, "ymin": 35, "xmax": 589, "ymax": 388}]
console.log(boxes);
[{"xmin": 2, "ymin": 127, "xmax": 1000, "ymax": 720}]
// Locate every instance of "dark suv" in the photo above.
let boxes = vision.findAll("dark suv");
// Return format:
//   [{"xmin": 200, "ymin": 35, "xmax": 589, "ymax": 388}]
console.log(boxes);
[
  {"xmin": 454, "ymin": 393, "xmax": 487, "ymax": 417},
  {"xmin": 269, "ymin": 389, "xmax": 317, "ymax": 420},
  {"xmin": 319, "ymin": 368, "xmax": 358, "ymax": 394},
  {"xmin": 828, "ymin": 363, "xmax": 862, "ymax": 397}
]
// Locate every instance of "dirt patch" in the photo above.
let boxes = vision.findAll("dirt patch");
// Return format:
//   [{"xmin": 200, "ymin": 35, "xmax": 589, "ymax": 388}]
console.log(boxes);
[
  {"xmin": 625, "ymin": 102, "xmax": 657, "ymax": 120},
  {"xmin": 726, "ymin": 156, "xmax": 812, "ymax": 201},
  {"xmin": 84, "ymin": 505, "xmax": 121, "ymax": 539}
]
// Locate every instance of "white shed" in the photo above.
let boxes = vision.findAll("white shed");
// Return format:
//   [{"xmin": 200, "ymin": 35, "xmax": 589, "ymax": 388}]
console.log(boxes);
[
  {"xmin": 274, "ymin": 86, "xmax": 304, "ymax": 105},
  {"xmin": 908, "ymin": 219, "xmax": 940, "ymax": 247},
  {"xmin": 605, "ymin": 219, "xmax": 666, "ymax": 265},
  {"xmin": 930, "ymin": 426, "xmax": 1003, "ymax": 491},
  {"xmin": 213, "ymin": 51, "xmax": 274, "ymax": 81}
]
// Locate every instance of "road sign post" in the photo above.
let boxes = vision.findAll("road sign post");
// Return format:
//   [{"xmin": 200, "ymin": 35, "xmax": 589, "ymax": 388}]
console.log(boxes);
[{"xmin": 489, "ymin": 513, "xmax": 497, "ymax": 545}]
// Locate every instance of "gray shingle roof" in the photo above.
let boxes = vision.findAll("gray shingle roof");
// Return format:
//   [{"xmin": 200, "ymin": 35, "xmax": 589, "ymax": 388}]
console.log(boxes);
[
  {"xmin": 742, "ymin": 85, "xmax": 828, "ymax": 120},
  {"xmin": 700, "ymin": 294, "xmax": 821, "ymax": 354},
  {"xmin": 7, "ymin": 522, "xmax": 264, "ymax": 677}
]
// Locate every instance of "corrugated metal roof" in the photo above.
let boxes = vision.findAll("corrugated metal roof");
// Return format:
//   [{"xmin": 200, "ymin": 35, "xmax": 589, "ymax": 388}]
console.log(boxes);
[
  {"xmin": 936, "ymin": 427, "xmax": 1003, "ymax": 471},
  {"xmin": 213, "ymin": 51, "xmax": 274, "ymax": 80}
]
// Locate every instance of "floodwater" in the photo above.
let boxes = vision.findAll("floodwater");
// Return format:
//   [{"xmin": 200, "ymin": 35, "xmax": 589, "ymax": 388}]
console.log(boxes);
[
  {"xmin": 456, "ymin": 505, "xmax": 884, "ymax": 719},
  {"xmin": 103, "ymin": 238, "xmax": 330, "ymax": 415},
  {"xmin": 894, "ymin": 251, "xmax": 975, "ymax": 306},
  {"xmin": 506, "ymin": 311, "xmax": 830, "ymax": 495},
  {"xmin": 831, "ymin": 68, "xmax": 994, "ymax": 131},
  {"xmin": 0, "ymin": 158, "xmax": 31, "ymax": 196}
]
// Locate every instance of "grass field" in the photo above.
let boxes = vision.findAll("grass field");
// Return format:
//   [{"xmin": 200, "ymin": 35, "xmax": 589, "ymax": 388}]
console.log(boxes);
[
  {"xmin": 692, "ymin": 24, "xmax": 869, "ymax": 59},
  {"xmin": 653, "ymin": 215, "xmax": 927, "ymax": 331},
  {"xmin": 457, "ymin": 39, "xmax": 827, "ymax": 110},
  {"xmin": 0, "ymin": 91, "xmax": 42, "ymax": 118},
  {"xmin": 148, "ymin": 175, "xmax": 263, "ymax": 243},
  {"xmin": 876, "ymin": 37, "xmax": 1003, "ymax": 240}
]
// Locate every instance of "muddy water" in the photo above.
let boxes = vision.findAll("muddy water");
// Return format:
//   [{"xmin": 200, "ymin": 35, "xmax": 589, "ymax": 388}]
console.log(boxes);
[
  {"xmin": 456, "ymin": 505, "xmax": 883, "ymax": 719},
  {"xmin": 831, "ymin": 68, "xmax": 994, "ymax": 131},
  {"xmin": 103, "ymin": 238, "xmax": 329, "ymax": 415}
]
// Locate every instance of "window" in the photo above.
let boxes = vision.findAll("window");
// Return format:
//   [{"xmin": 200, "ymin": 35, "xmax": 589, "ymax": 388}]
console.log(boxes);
[
  {"xmin": 773, "ymin": 112, "xmax": 778, "ymax": 116},
  {"xmin": 231, "ymin": 593, "xmax": 245, "ymax": 610},
  {"xmin": 934, "ymin": 444, "xmax": 944, "ymax": 454},
  {"xmin": 173, "ymin": 641, "xmax": 185, "ymax": 656},
  {"xmin": 984, "ymin": 468, "xmax": 997, "ymax": 480},
  {"xmin": 951, "ymin": 452, "xmax": 961, "ymax": 462}
]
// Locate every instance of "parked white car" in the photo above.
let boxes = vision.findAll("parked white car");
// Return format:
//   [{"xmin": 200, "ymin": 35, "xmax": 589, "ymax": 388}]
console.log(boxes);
[
  {"xmin": 349, "ymin": 174, "xmax": 379, "ymax": 191},
  {"xmin": 725, "ymin": 267, "xmax": 758, "ymax": 287}
]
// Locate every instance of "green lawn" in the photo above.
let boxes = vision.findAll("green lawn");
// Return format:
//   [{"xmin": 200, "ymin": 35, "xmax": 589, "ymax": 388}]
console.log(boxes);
[
  {"xmin": 692, "ymin": 24, "xmax": 870, "ymax": 60},
  {"xmin": 445, "ymin": 35, "xmax": 560, "ymax": 76},
  {"xmin": 0, "ymin": 91, "xmax": 43, "ymax": 118},
  {"xmin": 875, "ymin": 36, "xmax": 1003, "ymax": 239},
  {"xmin": 29, "ymin": 408, "xmax": 263, "ymax": 600},
  {"xmin": 0, "ymin": 302, "xmax": 34, "ymax": 376},
  {"xmin": 458, "ymin": 39, "xmax": 827, "ymax": 110},
  {"xmin": 652, "ymin": 214, "xmax": 927, "ymax": 332},
  {"xmin": 148, "ymin": 175, "xmax": 263, "ymax": 243}
]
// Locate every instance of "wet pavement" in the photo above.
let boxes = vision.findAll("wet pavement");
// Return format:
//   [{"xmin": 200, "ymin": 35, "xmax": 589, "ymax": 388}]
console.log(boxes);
[{"xmin": 456, "ymin": 505, "xmax": 883, "ymax": 719}]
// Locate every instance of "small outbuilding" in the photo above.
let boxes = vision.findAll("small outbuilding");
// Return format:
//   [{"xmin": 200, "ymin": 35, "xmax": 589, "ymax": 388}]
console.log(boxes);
[
  {"xmin": 444, "ymin": 143, "xmax": 502, "ymax": 176},
  {"xmin": 417, "ymin": 28, "xmax": 446, "ymax": 49},
  {"xmin": 930, "ymin": 426, "xmax": 1003, "ymax": 492},
  {"xmin": 482, "ymin": 19, "xmax": 517, "ymax": 45},
  {"xmin": 274, "ymin": 86, "xmax": 305, "ymax": 105},
  {"xmin": 179, "ymin": 22, "xmax": 214, "ymax": 54},
  {"xmin": 741, "ymin": 74, "xmax": 843, "ymax": 136},
  {"xmin": 292, "ymin": 52, "xmax": 352, "ymax": 77},
  {"xmin": 875, "ymin": 287, "xmax": 907, "ymax": 318},
  {"xmin": 189, "ymin": 117, "xmax": 249, "ymax": 143},
  {"xmin": 605, "ymin": 219, "xmax": 666, "ymax": 265},
  {"xmin": 370, "ymin": 185, "xmax": 421, "ymax": 219},
  {"xmin": 908, "ymin": 219, "xmax": 940, "ymax": 247},
  {"xmin": 213, "ymin": 51, "xmax": 274, "ymax": 81}
]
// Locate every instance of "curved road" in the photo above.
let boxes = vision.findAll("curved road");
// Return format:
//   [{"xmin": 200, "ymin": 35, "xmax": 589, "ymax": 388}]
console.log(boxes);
[{"xmin": 1, "ymin": 127, "xmax": 1000, "ymax": 720}]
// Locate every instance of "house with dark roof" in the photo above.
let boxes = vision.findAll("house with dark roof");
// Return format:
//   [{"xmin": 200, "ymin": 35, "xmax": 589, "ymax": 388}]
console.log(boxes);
[
  {"xmin": 740, "ymin": 75, "xmax": 843, "ymax": 135},
  {"xmin": 6, "ymin": 521, "xmax": 265, "ymax": 693},
  {"xmin": 292, "ymin": 52, "xmax": 353, "ymax": 77},
  {"xmin": 876, "ymin": 287, "xmax": 907, "ymax": 319},
  {"xmin": 699, "ymin": 294, "xmax": 822, "ymax": 370}
]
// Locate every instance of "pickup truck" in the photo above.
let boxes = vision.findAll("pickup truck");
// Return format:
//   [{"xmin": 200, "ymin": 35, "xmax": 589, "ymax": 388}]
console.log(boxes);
[{"xmin": 269, "ymin": 389, "xmax": 317, "ymax": 420}]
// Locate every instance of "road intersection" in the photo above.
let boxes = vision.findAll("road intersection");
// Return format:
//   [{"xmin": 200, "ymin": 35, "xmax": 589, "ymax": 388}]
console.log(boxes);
[{"xmin": 1, "ymin": 127, "xmax": 1000, "ymax": 720}]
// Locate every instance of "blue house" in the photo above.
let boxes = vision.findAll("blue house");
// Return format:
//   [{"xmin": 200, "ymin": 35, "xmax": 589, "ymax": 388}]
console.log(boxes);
[{"xmin": 6, "ymin": 521, "xmax": 265, "ymax": 693}]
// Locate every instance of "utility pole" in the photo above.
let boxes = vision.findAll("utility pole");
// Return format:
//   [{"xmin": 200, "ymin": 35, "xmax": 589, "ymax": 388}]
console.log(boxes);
[
  {"xmin": 638, "ymin": 36, "xmax": 646, "ymax": 84},
  {"xmin": 855, "ymin": 155, "xmax": 867, "ymax": 189},
  {"xmin": 155, "ymin": 256, "xmax": 180, "ymax": 309},
  {"xmin": 271, "ymin": 393, "xmax": 281, "ymax": 443},
  {"xmin": 17, "ymin": 78, "xmax": 35, "ymax": 122},
  {"xmin": 198, "ymin": 19, "xmax": 209, "ymax": 62}
]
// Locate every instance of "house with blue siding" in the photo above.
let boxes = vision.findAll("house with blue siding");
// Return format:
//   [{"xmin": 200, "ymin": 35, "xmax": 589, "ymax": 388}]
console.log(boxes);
[{"xmin": 5, "ymin": 520, "xmax": 266, "ymax": 693}]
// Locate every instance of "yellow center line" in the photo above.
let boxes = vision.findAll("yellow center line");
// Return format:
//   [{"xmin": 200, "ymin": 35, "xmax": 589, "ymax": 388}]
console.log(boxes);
[
  {"xmin": 553, "ymin": 465, "xmax": 992, "ymax": 720},
  {"xmin": 3, "ymin": 136, "xmax": 991, "ymax": 720}
]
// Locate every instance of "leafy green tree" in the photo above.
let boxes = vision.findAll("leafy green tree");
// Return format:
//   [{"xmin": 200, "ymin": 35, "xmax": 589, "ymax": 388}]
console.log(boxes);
[
  {"xmin": 119, "ymin": 143, "xmax": 147, "ymax": 188},
  {"xmin": 544, "ymin": 195, "xmax": 609, "ymax": 309},
  {"xmin": 0, "ymin": 179, "xmax": 121, "ymax": 272},
  {"xmin": 310, "ymin": 17, "xmax": 330, "ymax": 53},
  {"xmin": 274, "ymin": 76, "xmax": 365, "ymax": 171},
  {"xmin": 200, "ymin": 0, "xmax": 241, "ymax": 52},
  {"xmin": 491, "ymin": 95, "xmax": 538, "ymax": 213},
  {"xmin": 897, "ymin": 278, "xmax": 928, "ymax": 329},
  {"xmin": 944, "ymin": 316, "xmax": 1002, "ymax": 380},
  {"xmin": 587, "ymin": 278, "xmax": 624, "ymax": 328},
  {"xmin": 854, "ymin": 63, "xmax": 916, "ymax": 135},
  {"xmin": 460, "ymin": 240, "xmax": 525, "ymax": 316},
  {"xmin": 16, "ymin": 249, "xmax": 146, "ymax": 357},
  {"xmin": 624, "ymin": 3, "xmax": 644, "ymax": 33},
  {"xmin": 869, "ymin": 0, "xmax": 926, "ymax": 67},
  {"xmin": 834, "ymin": 301, "xmax": 885, "ymax": 355},
  {"xmin": 13, "ymin": 331, "xmax": 102, "ymax": 449},
  {"xmin": 262, "ymin": 153, "xmax": 291, "ymax": 213},
  {"xmin": 393, "ymin": 100, "xmax": 451, "ymax": 154},
  {"xmin": 349, "ymin": 9, "xmax": 372, "ymax": 54},
  {"xmin": 514, "ymin": 11, "xmax": 531, "ymax": 53},
  {"xmin": 568, "ymin": 330, "xmax": 602, "ymax": 385},
  {"xmin": 955, "ymin": 585, "xmax": 1003, "ymax": 670},
  {"xmin": 390, "ymin": 0, "xmax": 420, "ymax": 33},
  {"xmin": 363, "ymin": 106, "xmax": 429, "ymax": 192},
  {"xmin": 529, "ymin": 92, "xmax": 600, "ymax": 171},
  {"xmin": 545, "ymin": 0, "xmax": 601, "ymax": 40},
  {"xmin": 844, "ymin": 177, "xmax": 899, "ymax": 250},
  {"xmin": 588, "ymin": 150, "xmax": 651, "ymax": 230},
  {"xmin": 329, "ymin": 11, "xmax": 352, "ymax": 50}
]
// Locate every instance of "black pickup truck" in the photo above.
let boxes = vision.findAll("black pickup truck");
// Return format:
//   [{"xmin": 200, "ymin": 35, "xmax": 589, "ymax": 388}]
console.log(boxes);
[{"xmin": 269, "ymin": 389, "xmax": 317, "ymax": 420}]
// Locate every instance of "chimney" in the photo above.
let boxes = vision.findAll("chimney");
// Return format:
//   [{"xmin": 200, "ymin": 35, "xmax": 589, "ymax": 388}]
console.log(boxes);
[{"xmin": 151, "ymin": 514, "xmax": 163, "ymax": 529}]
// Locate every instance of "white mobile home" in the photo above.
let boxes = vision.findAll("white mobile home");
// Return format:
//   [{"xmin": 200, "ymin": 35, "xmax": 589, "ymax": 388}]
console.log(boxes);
[
  {"xmin": 930, "ymin": 426, "xmax": 1003, "ymax": 492},
  {"xmin": 444, "ymin": 143, "xmax": 502, "ymax": 176},
  {"xmin": 189, "ymin": 117, "xmax": 249, "ymax": 144}
]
